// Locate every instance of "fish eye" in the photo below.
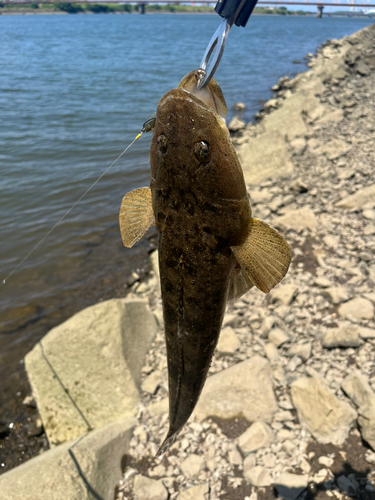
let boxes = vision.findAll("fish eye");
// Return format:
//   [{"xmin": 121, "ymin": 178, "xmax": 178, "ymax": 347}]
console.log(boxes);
[
  {"xmin": 194, "ymin": 141, "xmax": 210, "ymax": 163},
  {"xmin": 157, "ymin": 134, "xmax": 167, "ymax": 154}
]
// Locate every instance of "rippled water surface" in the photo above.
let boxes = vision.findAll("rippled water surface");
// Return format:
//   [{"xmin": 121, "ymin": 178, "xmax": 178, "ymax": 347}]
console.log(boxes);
[{"xmin": 0, "ymin": 12, "xmax": 373, "ymax": 460}]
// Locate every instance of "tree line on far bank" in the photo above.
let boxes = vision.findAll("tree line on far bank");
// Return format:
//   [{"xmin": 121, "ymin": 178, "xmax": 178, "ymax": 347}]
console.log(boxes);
[{"xmin": 0, "ymin": 3, "xmax": 311, "ymax": 15}]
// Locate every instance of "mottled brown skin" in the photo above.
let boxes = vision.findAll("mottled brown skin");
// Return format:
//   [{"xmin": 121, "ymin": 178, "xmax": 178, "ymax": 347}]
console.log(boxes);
[{"xmin": 151, "ymin": 87, "xmax": 251, "ymax": 452}]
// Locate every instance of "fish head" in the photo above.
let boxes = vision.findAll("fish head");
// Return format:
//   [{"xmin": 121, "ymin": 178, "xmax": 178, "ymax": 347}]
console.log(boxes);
[{"xmin": 150, "ymin": 70, "xmax": 250, "ymax": 245}]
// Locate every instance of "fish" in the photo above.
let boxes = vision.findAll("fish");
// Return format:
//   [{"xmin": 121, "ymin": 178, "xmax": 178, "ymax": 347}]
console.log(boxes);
[{"xmin": 119, "ymin": 69, "xmax": 291, "ymax": 456}]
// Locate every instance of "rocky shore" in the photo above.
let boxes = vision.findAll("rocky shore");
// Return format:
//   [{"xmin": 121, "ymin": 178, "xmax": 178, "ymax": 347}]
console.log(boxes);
[
  {"xmin": 116, "ymin": 23, "xmax": 375, "ymax": 500},
  {"xmin": 1, "ymin": 22, "xmax": 374, "ymax": 500}
]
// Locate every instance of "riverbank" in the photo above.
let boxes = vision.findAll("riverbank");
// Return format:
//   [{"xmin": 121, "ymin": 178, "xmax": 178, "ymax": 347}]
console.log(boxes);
[
  {"xmin": 114, "ymin": 22, "xmax": 375, "ymax": 499},
  {"xmin": 1, "ymin": 17, "xmax": 374, "ymax": 497}
]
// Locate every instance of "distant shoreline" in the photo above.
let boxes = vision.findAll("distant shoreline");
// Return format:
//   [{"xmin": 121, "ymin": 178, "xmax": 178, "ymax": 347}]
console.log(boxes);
[{"xmin": 1, "ymin": 10, "xmax": 371, "ymax": 17}]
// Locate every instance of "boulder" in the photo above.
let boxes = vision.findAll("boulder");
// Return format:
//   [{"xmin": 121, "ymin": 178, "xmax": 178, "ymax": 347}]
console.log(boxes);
[
  {"xmin": 217, "ymin": 326, "xmax": 240, "ymax": 354},
  {"xmin": 25, "ymin": 299, "xmax": 158, "ymax": 446},
  {"xmin": 319, "ymin": 139, "xmax": 350, "ymax": 161},
  {"xmin": 342, "ymin": 371, "xmax": 375, "ymax": 409},
  {"xmin": 0, "ymin": 416, "xmax": 135, "ymax": 500},
  {"xmin": 356, "ymin": 60, "xmax": 371, "ymax": 76},
  {"xmin": 338, "ymin": 297, "xmax": 374, "ymax": 320},
  {"xmin": 270, "ymin": 283, "xmax": 299, "ymax": 306},
  {"xmin": 237, "ymin": 129, "xmax": 294, "ymax": 186},
  {"xmin": 238, "ymin": 421, "xmax": 273, "ymax": 455},
  {"xmin": 275, "ymin": 473, "xmax": 309, "ymax": 500},
  {"xmin": 133, "ymin": 475, "xmax": 168, "ymax": 500},
  {"xmin": 180, "ymin": 454, "xmax": 205, "ymax": 479},
  {"xmin": 195, "ymin": 355, "xmax": 277, "ymax": 423},
  {"xmin": 291, "ymin": 377, "xmax": 356, "ymax": 445},
  {"xmin": 228, "ymin": 116, "xmax": 246, "ymax": 132},
  {"xmin": 321, "ymin": 287, "xmax": 350, "ymax": 305},
  {"xmin": 316, "ymin": 108, "xmax": 344, "ymax": 124},
  {"xmin": 244, "ymin": 466, "xmax": 272, "ymax": 487},
  {"xmin": 322, "ymin": 322, "xmax": 363, "ymax": 349},
  {"xmin": 335, "ymin": 184, "xmax": 375, "ymax": 209},
  {"xmin": 342, "ymin": 372, "xmax": 375, "ymax": 451},
  {"xmin": 273, "ymin": 207, "xmax": 318, "ymax": 232},
  {"xmin": 179, "ymin": 484, "xmax": 209, "ymax": 500}
]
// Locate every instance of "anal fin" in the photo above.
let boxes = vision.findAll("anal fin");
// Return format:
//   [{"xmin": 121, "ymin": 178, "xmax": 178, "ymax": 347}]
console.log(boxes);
[
  {"xmin": 119, "ymin": 187, "xmax": 155, "ymax": 248},
  {"xmin": 231, "ymin": 218, "xmax": 291, "ymax": 294}
]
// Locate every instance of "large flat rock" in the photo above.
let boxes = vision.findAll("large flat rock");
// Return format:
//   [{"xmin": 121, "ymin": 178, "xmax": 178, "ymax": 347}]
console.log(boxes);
[
  {"xmin": 291, "ymin": 377, "xmax": 356, "ymax": 445},
  {"xmin": 195, "ymin": 355, "xmax": 277, "ymax": 423},
  {"xmin": 335, "ymin": 184, "xmax": 375, "ymax": 209},
  {"xmin": 0, "ymin": 416, "xmax": 135, "ymax": 500},
  {"xmin": 25, "ymin": 298, "xmax": 158, "ymax": 446},
  {"xmin": 237, "ymin": 129, "xmax": 294, "ymax": 186}
]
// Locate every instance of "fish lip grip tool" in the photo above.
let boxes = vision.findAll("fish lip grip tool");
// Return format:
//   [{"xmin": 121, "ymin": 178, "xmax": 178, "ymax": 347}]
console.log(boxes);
[{"xmin": 197, "ymin": 0, "xmax": 259, "ymax": 90}]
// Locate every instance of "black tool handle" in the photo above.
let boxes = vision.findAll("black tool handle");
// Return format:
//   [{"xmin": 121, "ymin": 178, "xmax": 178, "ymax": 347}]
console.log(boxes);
[{"xmin": 214, "ymin": 0, "xmax": 258, "ymax": 27}]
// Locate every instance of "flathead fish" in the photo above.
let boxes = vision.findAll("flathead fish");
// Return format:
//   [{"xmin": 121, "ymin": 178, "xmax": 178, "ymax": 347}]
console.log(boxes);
[{"xmin": 119, "ymin": 69, "xmax": 291, "ymax": 455}]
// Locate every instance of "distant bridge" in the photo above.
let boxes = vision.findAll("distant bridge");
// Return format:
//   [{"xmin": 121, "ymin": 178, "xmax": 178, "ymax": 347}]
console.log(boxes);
[{"xmin": 5, "ymin": 0, "xmax": 375, "ymax": 17}]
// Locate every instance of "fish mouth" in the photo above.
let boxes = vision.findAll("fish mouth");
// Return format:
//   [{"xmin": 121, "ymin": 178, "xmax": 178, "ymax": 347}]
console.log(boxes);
[{"xmin": 178, "ymin": 69, "xmax": 228, "ymax": 123}]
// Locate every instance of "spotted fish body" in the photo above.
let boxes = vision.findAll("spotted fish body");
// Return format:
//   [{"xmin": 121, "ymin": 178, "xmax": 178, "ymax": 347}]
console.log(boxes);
[{"xmin": 119, "ymin": 70, "xmax": 291, "ymax": 455}]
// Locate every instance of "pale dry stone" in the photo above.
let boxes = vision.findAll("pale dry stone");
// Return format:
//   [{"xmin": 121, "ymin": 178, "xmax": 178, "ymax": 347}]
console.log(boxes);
[
  {"xmin": 322, "ymin": 235, "xmax": 339, "ymax": 248},
  {"xmin": 233, "ymin": 102, "xmax": 246, "ymax": 111},
  {"xmin": 147, "ymin": 398, "xmax": 168, "ymax": 417},
  {"xmin": 260, "ymin": 316, "xmax": 276, "ymax": 337},
  {"xmin": 316, "ymin": 108, "xmax": 344, "ymax": 124},
  {"xmin": 228, "ymin": 116, "xmax": 246, "ymax": 132},
  {"xmin": 270, "ymin": 284, "xmax": 299, "ymax": 306},
  {"xmin": 335, "ymin": 184, "xmax": 375, "ymax": 209},
  {"xmin": 315, "ymin": 56, "xmax": 348, "ymax": 82},
  {"xmin": 180, "ymin": 454, "xmax": 205, "ymax": 479},
  {"xmin": 338, "ymin": 297, "xmax": 374, "ymax": 320},
  {"xmin": 244, "ymin": 466, "xmax": 272, "ymax": 487},
  {"xmin": 358, "ymin": 401, "xmax": 375, "ymax": 451},
  {"xmin": 268, "ymin": 328, "xmax": 290, "ymax": 347},
  {"xmin": 179, "ymin": 484, "xmax": 209, "ymax": 500},
  {"xmin": 263, "ymin": 89, "xmax": 324, "ymax": 140},
  {"xmin": 237, "ymin": 129, "xmax": 294, "ymax": 186},
  {"xmin": 133, "ymin": 475, "xmax": 168, "ymax": 500},
  {"xmin": 314, "ymin": 277, "xmax": 332, "ymax": 288},
  {"xmin": 342, "ymin": 371, "xmax": 375, "ymax": 450},
  {"xmin": 322, "ymin": 322, "xmax": 363, "ymax": 349},
  {"xmin": 141, "ymin": 370, "xmax": 164, "ymax": 394},
  {"xmin": 342, "ymin": 370, "xmax": 375, "ymax": 409},
  {"xmin": 290, "ymin": 178, "xmax": 308, "ymax": 193},
  {"xmin": 287, "ymin": 342, "xmax": 312, "ymax": 362},
  {"xmin": 0, "ymin": 416, "xmax": 135, "ymax": 500},
  {"xmin": 356, "ymin": 60, "xmax": 371, "ymax": 76},
  {"xmin": 195, "ymin": 356, "xmax": 277, "ymax": 423},
  {"xmin": 238, "ymin": 421, "xmax": 273, "ymax": 455},
  {"xmin": 273, "ymin": 207, "xmax": 318, "ymax": 232},
  {"xmin": 264, "ymin": 342, "xmax": 279, "ymax": 362},
  {"xmin": 217, "ymin": 326, "xmax": 240, "ymax": 354},
  {"xmin": 25, "ymin": 299, "xmax": 158, "ymax": 446},
  {"xmin": 321, "ymin": 287, "xmax": 350, "ymax": 305},
  {"xmin": 358, "ymin": 326, "xmax": 375, "ymax": 339},
  {"xmin": 275, "ymin": 473, "xmax": 309, "ymax": 500},
  {"xmin": 228, "ymin": 447, "xmax": 243, "ymax": 466},
  {"xmin": 243, "ymin": 453, "xmax": 256, "ymax": 472},
  {"xmin": 290, "ymin": 377, "xmax": 356, "ymax": 445},
  {"xmin": 289, "ymin": 139, "xmax": 306, "ymax": 156},
  {"xmin": 320, "ymin": 139, "xmax": 350, "ymax": 161},
  {"xmin": 223, "ymin": 312, "xmax": 240, "ymax": 329}
]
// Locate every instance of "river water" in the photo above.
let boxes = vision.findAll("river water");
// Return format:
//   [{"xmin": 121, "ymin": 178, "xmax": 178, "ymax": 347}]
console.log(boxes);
[{"xmin": 0, "ymin": 12, "xmax": 373, "ymax": 470}]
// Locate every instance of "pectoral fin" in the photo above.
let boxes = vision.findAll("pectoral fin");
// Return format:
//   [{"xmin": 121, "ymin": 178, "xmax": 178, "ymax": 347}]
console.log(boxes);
[
  {"xmin": 119, "ymin": 187, "xmax": 155, "ymax": 248},
  {"xmin": 227, "ymin": 264, "xmax": 254, "ymax": 302},
  {"xmin": 231, "ymin": 218, "xmax": 291, "ymax": 294}
]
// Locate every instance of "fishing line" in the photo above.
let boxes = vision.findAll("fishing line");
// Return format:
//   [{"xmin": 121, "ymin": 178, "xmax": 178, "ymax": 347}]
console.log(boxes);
[{"xmin": 1, "ymin": 130, "xmax": 145, "ymax": 287}]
